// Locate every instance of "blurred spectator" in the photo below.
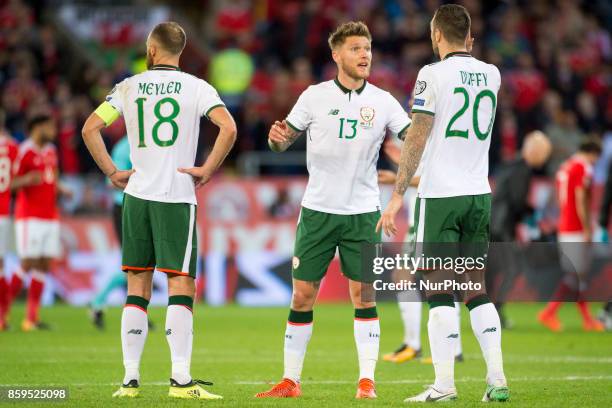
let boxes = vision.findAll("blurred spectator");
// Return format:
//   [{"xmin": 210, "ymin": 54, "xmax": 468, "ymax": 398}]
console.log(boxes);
[
  {"xmin": 546, "ymin": 110, "xmax": 584, "ymax": 173},
  {"xmin": 268, "ymin": 188, "xmax": 298, "ymax": 219}
]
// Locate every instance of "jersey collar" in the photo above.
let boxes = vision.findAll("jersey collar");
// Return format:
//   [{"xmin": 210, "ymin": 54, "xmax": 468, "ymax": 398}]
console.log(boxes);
[
  {"xmin": 150, "ymin": 64, "xmax": 181, "ymax": 71},
  {"xmin": 443, "ymin": 51, "xmax": 471, "ymax": 60},
  {"xmin": 334, "ymin": 77, "xmax": 367, "ymax": 95}
]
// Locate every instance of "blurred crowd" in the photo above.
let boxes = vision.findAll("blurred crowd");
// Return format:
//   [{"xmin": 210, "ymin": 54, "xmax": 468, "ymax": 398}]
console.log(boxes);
[
  {"xmin": 203, "ymin": 0, "xmax": 611, "ymax": 174},
  {"xmin": 0, "ymin": 0, "xmax": 611, "ymax": 212}
]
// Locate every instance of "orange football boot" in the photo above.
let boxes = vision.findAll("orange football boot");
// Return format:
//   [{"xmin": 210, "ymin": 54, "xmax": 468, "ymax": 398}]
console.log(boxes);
[
  {"xmin": 583, "ymin": 318, "xmax": 604, "ymax": 332},
  {"xmin": 538, "ymin": 310, "xmax": 563, "ymax": 332},
  {"xmin": 355, "ymin": 378, "xmax": 377, "ymax": 399},
  {"xmin": 255, "ymin": 378, "xmax": 301, "ymax": 398}
]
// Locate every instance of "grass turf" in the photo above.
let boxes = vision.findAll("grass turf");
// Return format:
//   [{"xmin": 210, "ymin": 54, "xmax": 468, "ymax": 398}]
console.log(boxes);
[{"xmin": 0, "ymin": 303, "xmax": 610, "ymax": 407}]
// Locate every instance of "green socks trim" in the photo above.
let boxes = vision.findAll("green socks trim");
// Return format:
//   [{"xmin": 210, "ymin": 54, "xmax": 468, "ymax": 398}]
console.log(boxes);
[
  {"xmin": 466, "ymin": 294, "xmax": 491, "ymax": 311},
  {"xmin": 288, "ymin": 309, "xmax": 313, "ymax": 324},
  {"xmin": 168, "ymin": 295, "xmax": 194, "ymax": 311},
  {"xmin": 125, "ymin": 295, "xmax": 149, "ymax": 312},
  {"xmin": 355, "ymin": 306, "xmax": 378, "ymax": 319},
  {"xmin": 428, "ymin": 293, "xmax": 455, "ymax": 309}
]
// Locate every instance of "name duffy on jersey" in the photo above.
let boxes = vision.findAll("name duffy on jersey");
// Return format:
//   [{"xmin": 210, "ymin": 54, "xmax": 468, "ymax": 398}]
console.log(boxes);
[{"xmin": 411, "ymin": 53, "xmax": 501, "ymax": 199}]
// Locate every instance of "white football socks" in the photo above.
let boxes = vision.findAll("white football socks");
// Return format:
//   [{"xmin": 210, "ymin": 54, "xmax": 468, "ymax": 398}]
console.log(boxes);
[
  {"xmin": 469, "ymin": 302, "xmax": 506, "ymax": 385},
  {"xmin": 283, "ymin": 314, "xmax": 313, "ymax": 383},
  {"xmin": 121, "ymin": 297, "xmax": 149, "ymax": 384},
  {"xmin": 454, "ymin": 301, "xmax": 463, "ymax": 357},
  {"xmin": 428, "ymin": 305, "xmax": 458, "ymax": 391},
  {"xmin": 354, "ymin": 308, "xmax": 380, "ymax": 381},
  {"xmin": 398, "ymin": 291, "xmax": 422, "ymax": 350},
  {"xmin": 166, "ymin": 301, "xmax": 194, "ymax": 385}
]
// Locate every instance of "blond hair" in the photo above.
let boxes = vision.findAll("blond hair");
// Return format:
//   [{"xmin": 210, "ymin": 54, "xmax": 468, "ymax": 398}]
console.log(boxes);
[{"xmin": 328, "ymin": 21, "xmax": 371, "ymax": 50}]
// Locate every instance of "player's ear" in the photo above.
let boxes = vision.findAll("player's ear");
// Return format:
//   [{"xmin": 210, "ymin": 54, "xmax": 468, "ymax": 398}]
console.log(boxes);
[{"xmin": 435, "ymin": 28, "xmax": 442, "ymax": 44}]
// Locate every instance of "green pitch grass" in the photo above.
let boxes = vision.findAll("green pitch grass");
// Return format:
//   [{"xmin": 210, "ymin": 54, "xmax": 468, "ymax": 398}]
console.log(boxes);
[{"xmin": 0, "ymin": 303, "xmax": 610, "ymax": 407}]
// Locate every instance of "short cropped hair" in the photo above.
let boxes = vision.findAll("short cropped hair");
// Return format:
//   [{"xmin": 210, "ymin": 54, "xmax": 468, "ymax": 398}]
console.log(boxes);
[
  {"xmin": 27, "ymin": 114, "xmax": 53, "ymax": 133},
  {"xmin": 432, "ymin": 4, "xmax": 471, "ymax": 45},
  {"xmin": 149, "ymin": 21, "xmax": 186, "ymax": 55},
  {"xmin": 328, "ymin": 21, "xmax": 372, "ymax": 50},
  {"xmin": 579, "ymin": 137, "xmax": 602, "ymax": 154}
]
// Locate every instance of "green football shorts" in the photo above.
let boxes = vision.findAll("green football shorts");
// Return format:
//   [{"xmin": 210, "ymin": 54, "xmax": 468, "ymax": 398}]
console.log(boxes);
[
  {"xmin": 412, "ymin": 194, "xmax": 491, "ymax": 262},
  {"xmin": 121, "ymin": 194, "xmax": 197, "ymax": 278},
  {"xmin": 292, "ymin": 207, "xmax": 381, "ymax": 283}
]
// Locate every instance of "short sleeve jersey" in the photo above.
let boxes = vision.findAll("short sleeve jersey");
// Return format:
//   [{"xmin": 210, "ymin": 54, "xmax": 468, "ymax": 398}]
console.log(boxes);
[
  {"xmin": 0, "ymin": 136, "xmax": 18, "ymax": 216},
  {"xmin": 286, "ymin": 79, "xmax": 411, "ymax": 214},
  {"xmin": 411, "ymin": 52, "xmax": 501, "ymax": 198},
  {"xmin": 104, "ymin": 65, "xmax": 225, "ymax": 204},
  {"xmin": 14, "ymin": 139, "xmax": 58, "ymax": 220},
  {"xmin": 556, "ymin": 155, "xmax": 593, "ymax": 233}
]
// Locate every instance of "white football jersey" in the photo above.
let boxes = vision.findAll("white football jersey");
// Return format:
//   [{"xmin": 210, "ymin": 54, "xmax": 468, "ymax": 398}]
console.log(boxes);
[
  {"xmin": 411, "ymin": 52, "xmax": 501, "ymax": 198},
  {"xmin": 106, "ymin": 65, "xmax": 225, "ymax": 204},
  {"xmin": 287, "ymin": 79, "xmax": 411, "ymax": 215}
]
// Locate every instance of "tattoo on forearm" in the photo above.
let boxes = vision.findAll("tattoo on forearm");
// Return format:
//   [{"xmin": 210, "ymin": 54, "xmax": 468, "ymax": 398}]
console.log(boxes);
[
  {"xmin": 271, "ymin": 128, "xmax": 301, "ymax": 152},
  {"xmin": 281, "ymin": 131, "xmax": 300, "ymax": 150},
  {"xmin": 394, "ymin": 113, "xmax": 433, "ymax": 196}
]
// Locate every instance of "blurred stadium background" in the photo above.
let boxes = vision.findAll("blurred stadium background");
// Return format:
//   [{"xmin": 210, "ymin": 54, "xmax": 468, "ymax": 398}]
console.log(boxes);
[
  {"xmin": 0, "ymin": 1, "xmax": 611, "ymax": 406},
  {"xmin": 0, "ymin": 0, "xmax": 610, "ymax": 308}
]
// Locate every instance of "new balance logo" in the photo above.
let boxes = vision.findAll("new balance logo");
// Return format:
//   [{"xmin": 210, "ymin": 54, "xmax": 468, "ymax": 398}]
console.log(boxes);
[
  {"xmin": 369, "ymin": 332, "xmax": 380, "ymax": 338},
  {"xmin": 482, "ymin": 327, "xmax": 497, "ymax": 334},
  {"xmin": 166, "ymin": 329, "xmax": 172, "ymax": 335},
  {"xmin": 447, "ymin": 333, "xmax": 459, "ymax": 338},
  {"xmin": 127, "ymin": 329, "xmax": 142, "ymax": 335},
  {"xmin": 328, "ymin": 109, "xmax": 340, "ymax": 115}
]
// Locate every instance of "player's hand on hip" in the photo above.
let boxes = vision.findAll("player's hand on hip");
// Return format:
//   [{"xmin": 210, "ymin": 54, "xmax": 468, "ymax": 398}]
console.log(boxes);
[
  {"xmin": 178, "ymin": 166, "xmax": 212, "ymax": 189},
  {"xmin": 268, "ymin": 120, "xmax": 288, "ymax": 144},
  {"xmin": 376, "ymin": 194, "xmax": 403, "ymax": 237},
  {"xmin": 110, "ymin": 169, "xmax": 135, "ymax": 190},
  {"xmin": 377, "ymin": 170, "xmax": 396, "ymax": 185}
]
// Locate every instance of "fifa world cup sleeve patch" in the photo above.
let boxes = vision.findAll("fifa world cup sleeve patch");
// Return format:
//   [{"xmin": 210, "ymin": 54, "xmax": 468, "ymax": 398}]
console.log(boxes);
[{"xmin": 94, "ymin": 101, "xmax": 121, "ymax": 126}]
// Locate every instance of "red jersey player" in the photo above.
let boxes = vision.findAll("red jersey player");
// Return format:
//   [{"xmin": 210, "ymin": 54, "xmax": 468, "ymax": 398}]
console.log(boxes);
[
  {"xmin": 0, "ymin": 117, "xmax": 18, "ymax": 330},
  {"xmin": 6, "ymin": 114, "xmax": 62, "ymax": 331},
  {"xmin": 539, "ymin": 139, "xmax": 603, "ymax": 332}
]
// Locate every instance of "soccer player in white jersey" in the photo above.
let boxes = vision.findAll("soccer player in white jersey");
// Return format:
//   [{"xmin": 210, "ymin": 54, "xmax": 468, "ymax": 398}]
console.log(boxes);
[
  {"xmin": 81, "ymin": 22, "xmax": 236, "ymax": 400},
  {"xmin": 255, "ymin": 21, "xmax": 411, "ymax": 400},
  {"xmin": 378, "ymin": 4, "xmax": 509, "ymax": 403}
]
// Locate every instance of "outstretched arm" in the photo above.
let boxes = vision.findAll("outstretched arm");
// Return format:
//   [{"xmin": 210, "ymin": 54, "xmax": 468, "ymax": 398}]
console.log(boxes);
[{"xmin": 376, "ymin": 112, "xmax": 434, "ymax": 236}]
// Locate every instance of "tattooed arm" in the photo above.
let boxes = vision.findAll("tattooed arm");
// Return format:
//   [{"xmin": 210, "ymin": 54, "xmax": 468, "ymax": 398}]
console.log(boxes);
[
  {"xmin": 394, "ymin": 113, "xmax": 434, "ymax": 195},
  {"xmin": 268, "ymin": 120, "xmax": 302, "ymax": 153},
  {"xmin": 376, "ymin": 113, "xmax": 434, "ymax": 236}
]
